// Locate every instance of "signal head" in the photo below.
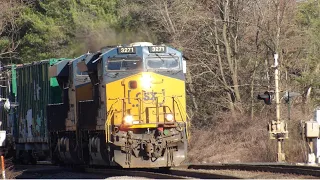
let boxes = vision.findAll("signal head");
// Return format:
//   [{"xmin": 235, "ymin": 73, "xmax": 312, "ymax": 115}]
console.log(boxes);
[{"xmin": 257, "ymin": 91, "xmax": 272, "ymax": 105}]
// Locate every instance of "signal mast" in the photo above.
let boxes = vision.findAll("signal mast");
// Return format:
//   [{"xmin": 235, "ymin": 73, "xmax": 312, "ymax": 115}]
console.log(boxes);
[{"xmin": 257, "ymin": 54, "xmax": 288, "ymax": 162}]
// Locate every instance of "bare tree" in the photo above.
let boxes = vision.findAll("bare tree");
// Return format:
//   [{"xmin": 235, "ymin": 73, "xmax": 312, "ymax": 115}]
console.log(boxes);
[
  {"xmin": 118, "ymin": 0, "xmax": 305, "ymax": 125},
  {"xmin": 0, "ymin": 0, "xmax": 24, "ymax": 63}
]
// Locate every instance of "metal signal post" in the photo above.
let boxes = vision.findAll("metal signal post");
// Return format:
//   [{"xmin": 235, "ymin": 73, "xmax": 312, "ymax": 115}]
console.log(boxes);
[
  {"xmin": 257, "ymin": 54, "xmax": 289, "ymax": 162},
  {"xmin": 270, "ymin": 53, "xmax": 288, "ymax": 162},
  {"xmin": 275, "ymin": 54, "xmax": 283, "ymax": 162}
]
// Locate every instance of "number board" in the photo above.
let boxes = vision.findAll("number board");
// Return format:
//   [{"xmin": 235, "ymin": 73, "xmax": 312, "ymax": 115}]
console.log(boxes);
[
  {"xmin": 118, "ymin": 47, "xmax": 136, "ymax": 54},
  {"xmin": 149, "ymin": 46, "xmax": 166, "ymax": 53}
]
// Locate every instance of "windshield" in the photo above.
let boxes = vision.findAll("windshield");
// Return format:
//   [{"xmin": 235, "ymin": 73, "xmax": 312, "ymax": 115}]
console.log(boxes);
[
  {"xmin": 106, "ymin": 59, "xmax": 142, "ymax": 71},
  {"xmin": 146, "ymin": 55, "xmax": 180, "ymax": 69}
]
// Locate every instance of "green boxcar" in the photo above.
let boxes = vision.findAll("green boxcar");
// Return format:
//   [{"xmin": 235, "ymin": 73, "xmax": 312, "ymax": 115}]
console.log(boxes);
[{"xmin": 13, "ymin": 58, "xmax": 68, "ymax": 147}]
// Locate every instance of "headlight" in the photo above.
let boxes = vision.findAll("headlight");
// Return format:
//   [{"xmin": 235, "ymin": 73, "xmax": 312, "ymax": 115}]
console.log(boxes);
[
  {"xmin": 165, "ymin": 113, "xmax": 174, "ymax": 122},
  {"xmin": 124, "ymin": 115, "xmax": 134, "ymax": 125},
  {"xmin": 141, "ymin": 74, "xmax": 152, "ymax": 89}
]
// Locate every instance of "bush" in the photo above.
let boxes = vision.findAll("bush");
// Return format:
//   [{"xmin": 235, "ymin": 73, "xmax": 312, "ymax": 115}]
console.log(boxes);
[{"xmin": 187, "ymin": 107, "xmax": 310, "ymax": 163}]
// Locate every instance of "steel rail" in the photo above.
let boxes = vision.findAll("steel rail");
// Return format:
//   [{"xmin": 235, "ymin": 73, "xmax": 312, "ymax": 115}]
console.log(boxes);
[
  {"xmin": 17, "ymin": 161, "xmax": 320, "ymax": 179},
  {"xmin": 166, "ymin": 169, "xmax": 240, "ymax": 179},
  {"xmin": 84, "ymin": 166, "xmax": 242, "ymax": 179},
  {"xmin": 84, "ymin": 167, "xmax": 189, "ymax": 179},
  {"xmin": 186, "ymin": 163, "xmax": 320, "ymax": 177}
]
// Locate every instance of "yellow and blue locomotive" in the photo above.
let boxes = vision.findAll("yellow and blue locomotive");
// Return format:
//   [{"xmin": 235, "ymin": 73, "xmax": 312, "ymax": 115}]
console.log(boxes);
[{"xmin": 48, "ymin": 42, "xmax": 189, "ymax": 168}]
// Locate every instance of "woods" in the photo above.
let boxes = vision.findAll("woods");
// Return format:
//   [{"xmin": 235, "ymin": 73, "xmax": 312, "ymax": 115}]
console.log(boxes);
[
  {"xmin": 0, "ymin": 0, "xmax": 24, "ymax": 63},
  {"xmin": 119, "ymin": 0, "xmax": 308, "ymax": 125},
  {"xmin": 1, "ymin": 0, "xmax": 320, "ymax": 162}
]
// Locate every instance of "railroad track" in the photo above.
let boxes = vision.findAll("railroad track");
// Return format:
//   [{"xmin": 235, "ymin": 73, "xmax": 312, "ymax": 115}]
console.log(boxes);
[
  {"xmin": 85, "ymin": 167, "xmax": 187, "ymax": 179},
  {"xmin": 9, "ymin": 161, "xmax": 320, "ymax": 179},
  {"xmin": 13, "ymin": 165, "xmax": 237, "ymax": 179},
  {"xmin": 11, "ymin": 162, "xmax": 239, "ymax": 179},
  {"xmin": 161, "ymin": 168, "xmax": 239, "ymax": 179},
  {"xmin": 185, "ymin": 163, "xmax": 320, "ymax": 177},
  {"xmin": 85, "ymin": 166, "xmax": 239, "ymax": 179}
]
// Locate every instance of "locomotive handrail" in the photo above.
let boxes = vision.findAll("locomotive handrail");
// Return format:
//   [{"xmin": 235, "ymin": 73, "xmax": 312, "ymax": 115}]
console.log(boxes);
[
  {"xmin": 106, "ymin": 99, "xmax": 120, "ymax": 143},
  {"xmin": 106, "ymin": 109, "xmax": 115, "ymax": 143},
  {"xmin": 106, "ymin": 99, "xmax": 119, "ymax": 115},
  {"xmin": 136, "ymin": 98, "xmax": 142, "ymax": 121},
  {"xmin": 107, "ymin": 95, "xmax": 184, "ymax": 125},
  {"xmin": 108, "ymin": 95, "xmax": 182, "ymax": 101},
  {"xmin": 107, "ymin": 97, "xmax": 143, "ymax": 120},
  {"xmin": 175, "ymin": 97, "xmax": 189, "ymax": 121},
  {"xmin": 172, "ymin": 97, "xmax": 184, "ymax": 123},
  {"xmin": 174, "ymin": 97, "xmax": 191, "ymax": 140}
]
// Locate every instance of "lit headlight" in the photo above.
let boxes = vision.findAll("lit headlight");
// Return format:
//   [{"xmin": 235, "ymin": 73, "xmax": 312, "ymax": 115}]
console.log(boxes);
[
  {"xmin": 141, "ymin": 74, "xmax": 152, "ymax": 89},
  {"xmin": 124, "ymin": 115, "xmax": 134, "ymax": 125},
  {"xmin": 165, "ymin": 113, "xmax": 174, "ymax": 122}
]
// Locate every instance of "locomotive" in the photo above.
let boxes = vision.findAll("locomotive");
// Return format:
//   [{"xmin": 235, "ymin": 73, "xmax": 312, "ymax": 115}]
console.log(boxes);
[{"xmin": 0, "ymin": 42, "xmax": 189, "ymax": 168}]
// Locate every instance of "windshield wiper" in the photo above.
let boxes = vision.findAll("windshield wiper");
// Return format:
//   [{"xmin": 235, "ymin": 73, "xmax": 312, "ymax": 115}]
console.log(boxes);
[
  {"xmin": 155, "ymin": 53, "xmax": 165, "ymax": 63},
  {"xmin": 168, "ymin": 53, "xmax": 179, "ymax": 62},
  {"xmin": 106, "ymin": 72, "xmax": 119, "ymax": 78},
  {"xmin": 167, "ymin": 53, "xmax": 181, "ymax": 74}
]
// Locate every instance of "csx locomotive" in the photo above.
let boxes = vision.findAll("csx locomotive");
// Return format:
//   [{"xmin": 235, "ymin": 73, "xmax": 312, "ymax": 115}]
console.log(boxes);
[{"xmin": 1, "ymin": 42, "xmax": 189, "ymax": 168}]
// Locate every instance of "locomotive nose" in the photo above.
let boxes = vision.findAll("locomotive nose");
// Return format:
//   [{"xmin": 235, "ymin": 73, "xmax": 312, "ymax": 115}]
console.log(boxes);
[{"xmin": 121, "ymin": 72, "xmax": 169, "ymax": 126}]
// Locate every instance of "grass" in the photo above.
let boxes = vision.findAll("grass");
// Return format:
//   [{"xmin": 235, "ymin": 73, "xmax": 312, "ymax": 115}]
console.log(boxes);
[
  {"xmin": 187, "ymin": 106, "xmax": 310, "ymax": 164},
  {"xmin": 0, "ymin": 157, "xmax": 22, "ymax": 179}
]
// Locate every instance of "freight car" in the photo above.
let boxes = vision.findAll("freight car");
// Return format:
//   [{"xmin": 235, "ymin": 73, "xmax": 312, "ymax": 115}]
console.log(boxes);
[
  {"xmin": 1, "ymin": 42, "xmax": 189, "ymax": 169},
  {"xmin": 0, "ymin": 59, "xmax": 70, "ymax": 163}
]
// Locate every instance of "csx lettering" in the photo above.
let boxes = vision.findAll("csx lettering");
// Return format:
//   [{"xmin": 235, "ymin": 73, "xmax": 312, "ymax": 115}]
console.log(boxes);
[
  {"xmin": 127, "ymin": 90, "xmax": 165, "ymax": 104},
  {"xmin": 143, "ymin": 92, "xmax": 156, "ymax": 101}
]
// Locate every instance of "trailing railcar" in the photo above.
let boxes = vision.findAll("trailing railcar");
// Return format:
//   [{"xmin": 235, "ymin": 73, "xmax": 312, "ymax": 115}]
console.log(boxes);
[
  {"xmin": 0, "ymin": 59, "xmax": 70, "ymax": 163},
  {"xmin": 48, "ymin": 42, "xmax": 189, "ymax": 168}
]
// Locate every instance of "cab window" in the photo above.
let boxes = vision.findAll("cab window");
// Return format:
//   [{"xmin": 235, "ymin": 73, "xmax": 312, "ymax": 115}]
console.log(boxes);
[
  {"xmin": 106, "ymin": 58, "xmax": 142, "ymax": 71},
  {"xmin": 146, "ymin": 56, "xmax": 180, "ymax": 70}
]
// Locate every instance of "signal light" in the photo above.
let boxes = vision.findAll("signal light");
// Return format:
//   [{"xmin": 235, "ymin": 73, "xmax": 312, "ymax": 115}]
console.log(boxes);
[{"xmin": 257, "ymin": 91, "xmax": 272, "ymax": 105}]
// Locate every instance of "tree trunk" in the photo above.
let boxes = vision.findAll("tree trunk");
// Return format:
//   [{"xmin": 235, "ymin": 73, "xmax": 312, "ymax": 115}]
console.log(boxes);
[
  {"xmin": 221, "ymin": 0, "xmax": 241, "ymax": 117},
  {"xmin": 214, "ymin": 16, "xmax": 235, "ymax": 116}
]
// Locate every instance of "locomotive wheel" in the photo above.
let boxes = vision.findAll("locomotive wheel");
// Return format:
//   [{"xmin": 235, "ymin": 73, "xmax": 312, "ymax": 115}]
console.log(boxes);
[
  {"xmin": 51, "ymin": 150, "xmax": 64, "ymax": 166},
  {"xmin": 29, "ymin": 151, "xmax": 38, "ymax": 165},
  {"xmin": 20, "ymin": 151, "xmax": 30, "ymax": 165},
  {"xmin": 18, "ymin": 150, "xmax": 37, "ymax": 165}
]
